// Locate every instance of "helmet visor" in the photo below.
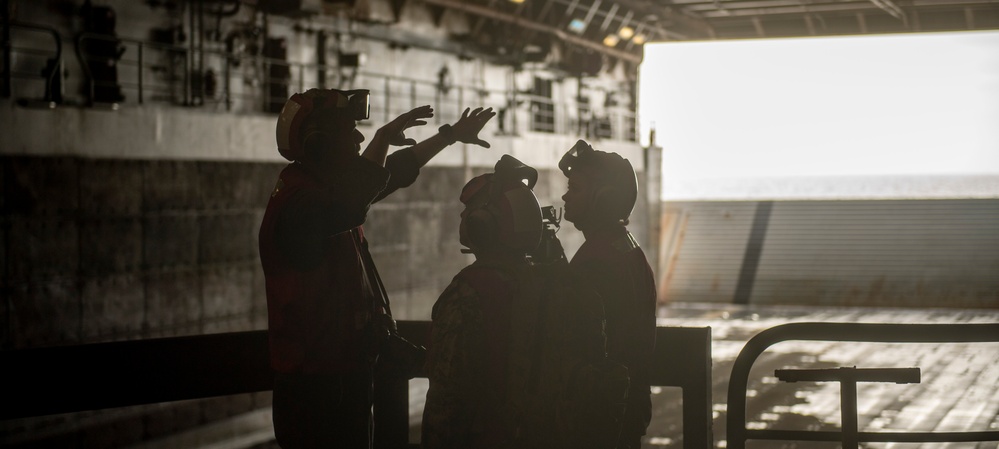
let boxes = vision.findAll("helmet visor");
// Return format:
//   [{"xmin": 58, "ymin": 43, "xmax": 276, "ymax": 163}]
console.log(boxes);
[
  {"xmin": 558, "ymin": 139, "xmax": 593, "ymax": 177},
  {"xmin": 340, "ymin": 89, "xmax": 371, "ymax": 121}
]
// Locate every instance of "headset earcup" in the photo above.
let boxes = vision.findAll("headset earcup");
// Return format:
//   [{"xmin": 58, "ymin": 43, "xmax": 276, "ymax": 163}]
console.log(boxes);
[
  {"xmin": 592, "ymin": 186, "xmax": 628, "ymax": 222},
  {"xmin": 465, "ymin": 208, "xmax": 498, "ymax": 250},
  {"xmin": 302, "ymin": 131, "xmax": 354, "ymax": 166},
  {"xmin": 302, "ymin": 131, "xmax": 329, "ymax": 158}
]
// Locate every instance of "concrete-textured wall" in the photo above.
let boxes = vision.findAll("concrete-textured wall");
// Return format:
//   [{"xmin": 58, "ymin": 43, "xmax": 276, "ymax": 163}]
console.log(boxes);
[
  {"xmin": 0, "ymin": 155, "xmax": 630, "ymax": 349},
  {"xmin": 660, "ymin": 199, "xmax": 999, "ymax": 309},
  {"xmin": 0, "ymin": 156, "xmax": 278, "ymax": 349}
]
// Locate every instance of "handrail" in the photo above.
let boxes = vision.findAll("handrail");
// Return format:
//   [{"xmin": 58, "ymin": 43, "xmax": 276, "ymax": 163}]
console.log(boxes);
[
  {"xmin": 775, "ymin": 367, "xmax": 921, "ymax": 449},
  {"xmin": 9, "ymin": 19, "xmax": 638, "ymax": 141},
  {"xmin": 0, "ymin": 323, "xmax": 713, "ymax": 449},
  {"xmin": 7, "ymin": 21, "xmax": 63, "ymax": 102},
  {"xmin": 725, "ymin": 322, "xmax": 999, "ymax": 449}
]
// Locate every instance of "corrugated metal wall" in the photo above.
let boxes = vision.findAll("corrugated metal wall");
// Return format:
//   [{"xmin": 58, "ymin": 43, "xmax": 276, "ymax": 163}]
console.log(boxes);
[{"xmin": 660, "ymin": 199, "xmax": 999, "ymax": 309}]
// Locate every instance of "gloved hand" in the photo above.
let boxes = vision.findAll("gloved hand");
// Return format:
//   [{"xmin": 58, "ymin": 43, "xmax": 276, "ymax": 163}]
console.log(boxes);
[
  {"xmin": 451, "ymin": 107, "xmax": 497, "ymax": 148},
  {"xmin": 383, "ymin": 105, "xmax": 434, "ymax": 146}
]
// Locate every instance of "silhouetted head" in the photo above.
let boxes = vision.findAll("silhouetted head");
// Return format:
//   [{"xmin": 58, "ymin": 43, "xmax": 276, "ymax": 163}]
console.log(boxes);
[
  {"xmin": 559, "ymin": 139, "xmax": 638, "ymax": 231},
  {"xmin": 459, "ymin": 155, "xmax": 543, "ymax": 258},
  {"xmin": 275, "ymin": 89, "xmax": 370, "ymax": 171}
]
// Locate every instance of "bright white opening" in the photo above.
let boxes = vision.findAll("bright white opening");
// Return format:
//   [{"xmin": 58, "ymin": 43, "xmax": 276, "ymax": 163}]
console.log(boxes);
[{"xmin": 638, "ymin": 31, "xmax": 999, "ymax": 200}]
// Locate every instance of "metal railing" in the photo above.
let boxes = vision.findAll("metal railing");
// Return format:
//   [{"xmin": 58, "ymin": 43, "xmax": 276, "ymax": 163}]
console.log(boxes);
[
  {"xmin": 4, "ymin": 21, "xmax": 64, "ymax": 104},
  {"xmin": 9, "ymin": 321, "xmax": 998, "ymax": 448},
  {"xmin": 0, "ymin": 323, "xmax": 712, "ymax": 449},
  {"xmin": 5, "ymin": 22, "xmax": 638, "ymax": 141},
  {"xmin": 726, "ymin": 322, "xmax": 999, "ymax": 449}
]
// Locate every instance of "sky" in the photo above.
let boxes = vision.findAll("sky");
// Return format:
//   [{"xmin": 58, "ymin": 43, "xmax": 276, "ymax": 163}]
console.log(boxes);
[{"xmin": 638, "ymin": 30, "xmax": 999, "ymax": 200}]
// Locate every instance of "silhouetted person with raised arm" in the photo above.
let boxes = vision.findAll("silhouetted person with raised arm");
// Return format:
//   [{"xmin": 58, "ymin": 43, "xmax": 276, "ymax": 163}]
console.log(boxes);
[
  {"xmin": 258, "ymin": 88, "xmax": 495, "ymax": 449},
  {"xmin": 559, "ymin": 140, "xmax": 658, "ymax": 449}
]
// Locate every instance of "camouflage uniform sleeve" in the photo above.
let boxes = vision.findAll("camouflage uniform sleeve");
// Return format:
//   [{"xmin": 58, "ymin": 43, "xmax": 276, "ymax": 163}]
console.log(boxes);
[{"xmin": 422, "ymin": 278, "xmax": 486, "ymax": 449}]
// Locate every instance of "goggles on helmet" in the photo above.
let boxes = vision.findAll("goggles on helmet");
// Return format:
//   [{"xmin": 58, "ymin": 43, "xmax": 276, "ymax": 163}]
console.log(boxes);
[
  {"xmin": 558, "ymin": 139, "xmax": 593, "ymax": 177},
  {"xmin": 326, "ymin": 89, "xmax": 370, "ymax": 121},
  {"xmin": 276, "ymin": 88, "xmax": 371, "ymax": 161}
]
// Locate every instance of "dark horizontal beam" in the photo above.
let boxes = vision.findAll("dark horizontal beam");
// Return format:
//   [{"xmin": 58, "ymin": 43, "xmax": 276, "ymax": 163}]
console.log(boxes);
[
  {"xmin": 748, "ymin": 429, "xmax": 999, "ymax": 443},
  {"xmin": 0, "ymin": 331, "xmax": 273, "ymax": 420},
  {"xmin": 775, "ymin": 367, "xmax": 920, "ymax": 384},
  {"xmin": 0, "ymin": 322, "xmax": 713, "ymax": 449}
]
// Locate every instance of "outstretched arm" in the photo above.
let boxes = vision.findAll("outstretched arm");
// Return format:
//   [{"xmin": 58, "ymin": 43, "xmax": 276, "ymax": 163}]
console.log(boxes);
[
  {"xmin": 411, "ymin": 107, "xmax": 497, "ymax": 167},
  {"xmin": 370, "ymin": 106, "xmax": 497, "ymax": 203}
]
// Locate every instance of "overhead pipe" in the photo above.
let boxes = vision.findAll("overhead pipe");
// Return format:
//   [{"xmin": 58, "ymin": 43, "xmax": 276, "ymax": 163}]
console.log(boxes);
[{"xmin": 421, "ymin": 0, "xmax": 650, "ymax": 64}]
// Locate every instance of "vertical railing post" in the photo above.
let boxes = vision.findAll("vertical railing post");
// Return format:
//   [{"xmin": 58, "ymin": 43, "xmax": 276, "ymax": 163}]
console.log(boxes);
[
  {"xmin": 510, "ymin": 69, "xmax": 518, "ymax": 135},
  {"xmin": 184, "ymin": 48, "xmax": 190, "ymax": 106},
  {"xmin": 137, "ymin": 43, "xmax": 144, "ymax": 104},
  {"xmin": 410, "ymin": 80, "xmax": 416, "ymax": 111},
  {"xmin": 224, "ymin": 51, "xmax": 231, "ymax": 111},
  {"xmin": 841, "ymin": 376, "xmax": 859, "ymax": 449},
  {"xmin": 2, "ymin": 0, "xmax": 11, "ymax": 98},
  {"xmin": 651, "ymin": 326, "xmax": 714, "ymax": 449},
  {"xmin": 298, "ymin": 63, "xmax": 304, "ymax": 93},
  {"xmin": 383, "ymin": 76, "xmax": 390, "ymax": 123}
]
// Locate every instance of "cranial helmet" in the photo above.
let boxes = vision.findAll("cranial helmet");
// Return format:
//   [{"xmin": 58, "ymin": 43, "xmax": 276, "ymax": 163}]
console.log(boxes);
[
  {"xmin": 460, "ymin": 155, "xmax": 543, "ymax": 254},
  {"xmin": 559, "ymin": 139, "xmax": 638, "ymax": 223},
  {"xmin": 275, "ymin": 88, "xmax": 370, "ymax": 161}
]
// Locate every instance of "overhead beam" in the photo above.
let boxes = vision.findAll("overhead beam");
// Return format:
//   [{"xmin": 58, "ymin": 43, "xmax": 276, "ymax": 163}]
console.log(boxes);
[
  {"xmin": 518, "ymin": 0, "xmax": 556, "ymax": 48},
  {"xmin": 624, "ymin": 21, "xmax": 644, "ymax": 51},
  {"xmin": 423, "ymin": 0, "xmax": 645, "ymax": 63},
  {"xmin": 870, "ymin": 0, "xmax": 907, "ymax": 23},
  {"xmin": 471, "ymin": 0, "xmax": 497, "ymax": 37},
  {"xmin": 600, "ymin": 3, "xmax": 620, "ymax": 33},
  {"xmin": 536, "ymin": 0, "xmax": 555, "ymax": 23},
  {"xmin": 804, "ymin": 13, "xmax": 817, "ymax": 35},
  {"xmin": 697, "ymin": 3, "xmax": 891, "ymax": 18},
  {"xmin": 752, "ymin": 16, "xmax": 765, "ymax": 37},
  {"xmin": 697, "ymin": 0, "xmax": 998, "ymax": 19},
  {"xmin": 581, "ymin": 0, "xmax": 604, "ymax": 31},
  {"xmin": 560, "ymin": 0, "xmax": 581, "ymax": 29},
  {"xmin": 607, "ymin": 0, "xmax": 714, "ymax": 39}
]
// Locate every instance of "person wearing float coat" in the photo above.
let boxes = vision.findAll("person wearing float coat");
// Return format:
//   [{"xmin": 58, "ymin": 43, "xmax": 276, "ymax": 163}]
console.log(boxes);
[{"xmin": 259, "ymin": 87, "xmax": 495, "ymax": 449}]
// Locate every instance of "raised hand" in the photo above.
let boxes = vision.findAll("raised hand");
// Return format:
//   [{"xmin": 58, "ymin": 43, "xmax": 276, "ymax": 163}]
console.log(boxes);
[
  {"xmin": 382, "ymin": 105, "xmax": 434, "ymax": 146},
  {"xmin": 451, "ymin": 107, "xmax": 497, "ymax": 148},
  {"xmin": 363, "ymin": 105, "xmax": 434, "ymax": 166}
]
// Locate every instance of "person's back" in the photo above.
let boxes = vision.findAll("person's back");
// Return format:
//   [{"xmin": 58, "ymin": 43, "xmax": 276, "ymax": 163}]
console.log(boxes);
[
  {"xmin": 569, "ymin": 226, "xmax": 657, "ymax": 447},
  {"xmin": 422, "ymin": 258, "xmax": 528, "ymax": 448},
  {"xmin": 423, "ymin": 155, "xmax": 609, "ymax": 449},
  {"xmin": 560, "ymin": 140, "xmax": 658, "ymax": 449},
  {"xmin": 422, "ymin": 155, "xmax": 544, "ymax": 448}
]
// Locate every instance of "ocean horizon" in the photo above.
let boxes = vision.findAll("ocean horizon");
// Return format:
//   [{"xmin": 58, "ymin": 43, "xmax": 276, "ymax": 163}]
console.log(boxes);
[{"xmin": 661, "ymin": 174, "xmax": 999, "ymax": 201}]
